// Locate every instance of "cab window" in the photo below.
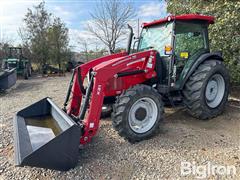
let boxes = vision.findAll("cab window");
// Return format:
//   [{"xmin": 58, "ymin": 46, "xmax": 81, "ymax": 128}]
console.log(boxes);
[
  {"xmin": 138, "ymin": 22, "xmax": 173, "ymax": 56},
  {"xmin": 175, "ymin": 22, "xmax": 208, "ymax": 60}
]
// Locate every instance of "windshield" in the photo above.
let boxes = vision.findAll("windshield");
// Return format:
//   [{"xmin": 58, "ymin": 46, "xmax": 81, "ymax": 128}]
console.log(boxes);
[{"xmin": 138, "ymin": 22, "xmax": 173, "ymax": 56}]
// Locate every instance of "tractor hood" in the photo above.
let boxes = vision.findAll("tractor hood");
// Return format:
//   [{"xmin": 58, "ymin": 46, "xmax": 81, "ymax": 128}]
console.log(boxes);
[{"xmin": 92, "ymin": 50, "xmax": 153, "ymax": 72}]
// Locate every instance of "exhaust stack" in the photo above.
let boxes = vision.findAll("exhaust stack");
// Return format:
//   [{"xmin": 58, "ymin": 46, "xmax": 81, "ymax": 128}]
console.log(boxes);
[{"xmin": 126, "ymin": 24, "xmax": 134, "ymax": 54}]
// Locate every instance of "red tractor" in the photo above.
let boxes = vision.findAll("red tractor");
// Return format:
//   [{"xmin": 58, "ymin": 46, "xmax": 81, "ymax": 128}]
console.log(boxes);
[{"xmin": 13, "ymin": 14, "xmax": 229, "ymax": 170}]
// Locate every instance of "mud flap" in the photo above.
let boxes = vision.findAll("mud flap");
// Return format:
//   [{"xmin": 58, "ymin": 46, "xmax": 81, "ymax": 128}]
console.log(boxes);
[{"xmin": 13, "ymin": 98, "xmax": 82, "ymax": 171}]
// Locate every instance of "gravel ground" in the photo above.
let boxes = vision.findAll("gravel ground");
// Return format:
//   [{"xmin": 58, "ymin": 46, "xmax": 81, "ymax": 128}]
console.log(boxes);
[{"xmin": 0, "ymin": 74, "xmax": 239, "ymax": 179}]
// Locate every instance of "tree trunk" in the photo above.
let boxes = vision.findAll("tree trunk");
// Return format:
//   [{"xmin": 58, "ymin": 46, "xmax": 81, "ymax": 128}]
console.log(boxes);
[
  {"xmin": 58, "ymin": 63, "xmax": 61, "ymax": 75},
  {"xmin": 108, "ymin": 46, "xmax": 114, "ymax": 54}
]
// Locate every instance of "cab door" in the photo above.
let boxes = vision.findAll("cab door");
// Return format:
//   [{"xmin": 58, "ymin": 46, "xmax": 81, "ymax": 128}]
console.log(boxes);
[{"xmin": 174, "ymin": 21, "xmax": 210, "ymax": 84}]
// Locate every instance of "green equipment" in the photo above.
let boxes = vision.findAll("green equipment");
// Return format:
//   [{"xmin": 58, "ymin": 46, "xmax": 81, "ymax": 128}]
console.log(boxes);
[{"xmin": 2, "ymin": 47, "xmax": 32, "ymax": 79}]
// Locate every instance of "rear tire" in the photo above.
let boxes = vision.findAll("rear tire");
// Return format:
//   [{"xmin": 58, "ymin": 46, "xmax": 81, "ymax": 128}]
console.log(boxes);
[
  {"xmin": 112, "ymin": 85, "xmax": 164, "ymax": 143},
  {"xmin": 183, "ymin": 60, "xmax": 229, "ymax": 119}
]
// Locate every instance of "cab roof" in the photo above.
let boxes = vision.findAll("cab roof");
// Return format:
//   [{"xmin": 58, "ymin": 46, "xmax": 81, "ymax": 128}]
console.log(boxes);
[{"xmin": 143, "ymin": 14, "xmax": 214, "ymax": 27}]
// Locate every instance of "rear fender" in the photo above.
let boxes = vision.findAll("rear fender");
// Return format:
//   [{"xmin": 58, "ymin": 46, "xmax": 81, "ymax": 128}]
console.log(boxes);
[{"xmin": 180, "ymin": 52, "xmax": 223, "ymax": 89}]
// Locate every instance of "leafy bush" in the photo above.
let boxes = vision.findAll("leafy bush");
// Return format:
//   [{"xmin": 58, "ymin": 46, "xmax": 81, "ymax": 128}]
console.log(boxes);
[{"xmin": 167, "ymin": 0, "xmax": 240, "ymax": 85}]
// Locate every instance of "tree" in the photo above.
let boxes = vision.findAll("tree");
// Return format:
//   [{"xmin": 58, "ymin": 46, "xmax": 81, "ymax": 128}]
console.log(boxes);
[
  {"xmin": 20, "ymin": 2, "xmax": 71, "ymax": 73},
  {"xmin": 77, "ymin": 38, "xmax": 92, "ymax": 62},
  {"xmin": 19, "ymin": 28, "xmax": 32, "ymax": 62},
  {"xmin": 21, "ymin": 1, "xmax": 51, "ymax": 71},
  {"xmin": 0, "ymin": 35, "xmax": 13, "ymax": 62},
  {"xmin": 48, "ymin": 17, "xmax": 70, "ymax": 70},
  {"xmin": 87, "ymin": 0, "xmax": 135, "ymax": 54},
  {"xmin": 0, "ymin": 43, "xmax": 10, "ymax": 61},
  {"xmin": 166, "ymin": 0, "xmax": 240, "ymax": 84}
]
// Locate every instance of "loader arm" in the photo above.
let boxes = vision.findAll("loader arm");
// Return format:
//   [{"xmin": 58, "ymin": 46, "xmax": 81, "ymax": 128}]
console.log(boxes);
[
  {"xmin": 65, "ymin": 52, "xmax": 127, "ymax": 116},
  {"xmin": 68, "ymin": 50, "xmax": 158, "ymax": 144}
]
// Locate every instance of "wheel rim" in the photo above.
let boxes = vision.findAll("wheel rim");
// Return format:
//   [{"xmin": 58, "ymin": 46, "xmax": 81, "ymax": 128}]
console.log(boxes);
[
  {"xmin": 205, "ymin": 74, "xmax": 225, "ymax": 108},
  {"xmin": 128, "ymin": 97, "xmax": 158, "ymax": 134}
]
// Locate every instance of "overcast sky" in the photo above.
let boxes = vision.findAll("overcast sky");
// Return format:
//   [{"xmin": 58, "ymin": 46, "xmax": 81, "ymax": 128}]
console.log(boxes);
[{"xmin": 0, "ymin": 0, "xmax": 167, "ymax": 51}]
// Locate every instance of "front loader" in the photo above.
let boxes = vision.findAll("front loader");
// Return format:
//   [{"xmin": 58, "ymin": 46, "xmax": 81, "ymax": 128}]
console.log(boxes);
[{"xmin": 13, "ymin": 14, "xmax": 230, "ymax": 170}]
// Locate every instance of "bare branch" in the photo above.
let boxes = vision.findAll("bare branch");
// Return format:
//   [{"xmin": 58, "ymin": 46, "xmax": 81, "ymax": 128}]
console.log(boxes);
[{"xmin": 87, "ymin": 0, "xmax": 136, "ymax": 54}]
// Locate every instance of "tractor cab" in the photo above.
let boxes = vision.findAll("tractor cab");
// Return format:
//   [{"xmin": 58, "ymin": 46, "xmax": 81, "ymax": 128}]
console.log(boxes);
[
  {"xmin": 133, "ymin": 14, "xmax": 214, "ymax": 90},
  {"xmin": 8, "ymin": 47, "xmax": 23, "ymax": 59}
]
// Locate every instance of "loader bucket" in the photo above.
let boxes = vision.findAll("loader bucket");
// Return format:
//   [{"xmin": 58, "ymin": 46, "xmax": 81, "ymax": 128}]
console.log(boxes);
[
  {"xmin": 13, "ymin": 98, "xmax": 82, "ymax": 171},
  {"xmin": 0, "ymin": 68, "xmax": 17, "ymax": 90}
]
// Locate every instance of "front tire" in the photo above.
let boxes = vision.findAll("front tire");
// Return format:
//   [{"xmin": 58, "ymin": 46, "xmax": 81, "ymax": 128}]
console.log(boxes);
[
  {"xmin": 112, "ymin": 85, "xmax": 164, "ymax": 143},
  {"xmin": 183, "ymin": 60, "xmax": 230, "ymax": 119}
]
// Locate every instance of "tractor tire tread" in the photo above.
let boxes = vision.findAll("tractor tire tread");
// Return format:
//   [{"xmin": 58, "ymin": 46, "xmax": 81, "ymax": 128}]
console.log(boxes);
[
  {"xmin": 183, "ymin": 59, "xmax": 229, "ymax": 120},
  {"xmin": 112, "ymin": 84, "xmax": 164, "ymax": 143}
]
